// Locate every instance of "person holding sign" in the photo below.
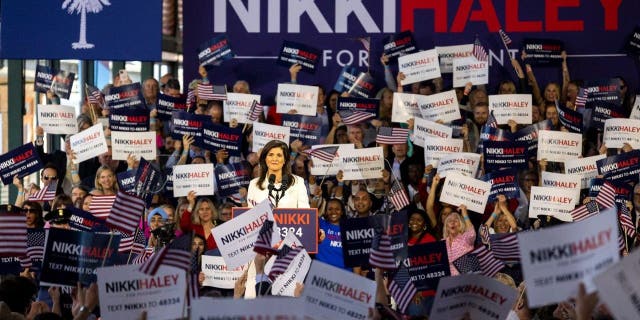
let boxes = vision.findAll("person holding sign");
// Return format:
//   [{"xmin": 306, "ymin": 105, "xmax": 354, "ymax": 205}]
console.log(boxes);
[
  {"xmin": 90, "ymin": 166, "xmax": 118, "ymax": 196},
  {"xmin": 247, "ymin": 140, "xmax": 310, "ymax": 208},
  {"xmin": 443, "ymin": 205, "xmax": 475, "ymax": 275},
  {"xmin": 182, "ymin": 194, "xmax": 219, "ymax": 250},
  {"xmin": 484, "ymin": 194, "xmax": 518, "ymax": 234}
]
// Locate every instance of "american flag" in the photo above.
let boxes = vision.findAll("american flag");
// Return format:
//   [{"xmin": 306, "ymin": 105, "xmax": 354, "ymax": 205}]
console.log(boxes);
[
  {"xmin": 478, "ymin": 225, "xmax": 491, "ymax": 246},
  {"xmin": 24, "ymin": 228, "xmax": 45, "ymax": 267},
  {"xmin": 268, "ymin": 245, "xmax": 302, "ymax": 281},
  {"xmin": 489, "ymin": 233, "xmax": 520, "ymax": 262},
  {"xmin": 618, "ymin": 204, "xmax": 637, "ymax": 238},
  {"xmin": 389, "ymin": 265, "xmax": 416, "ymax": 313},
  {"xmin": 89, "ymin": 195, "xmax": 117, "ymax": 220},
  {"xmin": 376, "ymin": 127, "xmax": 409, "ymax": 145},
  {"xmin": 20, "ymin": 256, "xmax": 32, "ymax": 269},
  {"xmin": 106, "ymin": 191, "xmax": 145, "ymax": 236},
  {"xmin": 389, "ymin": 179, "xmax": 411, "ymax": 211},
  {"xmin": 498, "ymin": 29, "xmax": 512, "ymax": 48},
  {"xmin": 571, "ymin": 200, "xmax": 600, "ymax": 222},
  {"xmin": 307, "ymin": 146, "xmax": 339, "ymax": 163},
  {"xmin": 119, "ymin": 229, "xmax": 147, "ymax": 254},
  {"xmin": 369, "ymin": 231, "xmax": 396, "ymax": 269},
  {"xmin": 186, "ymin": 89, "xmax": 196, "ymax": 110},
  {"xmin": 86, "ymin": 83, "xmax": 104, "ymax": 105},
  {"xmin": 472, "ymin": 246, "xmax": 504, "ymax": 277},
  {"xmin": 247, "ymin": 100, "xmax": 264, "ymax": 122},
  {"xmin": 131, "ymin": 247, "xmax": 154, "ymax": 264},
  {"xmin": 575, "ymin": 88, "xmax": 588, "ymax": 109},
  {"xmin": 472, "ymin": 36, "xmax": 488, "ymax": 62},
  {"xmin": 197, "ymin": 83, "xmax": 227, "ymax": 101},
  {"xmin": 486, "ymin": 110, "xmax": 498, "ymax": 128},
  {"xmin": 27, "ymin": 182, "xmax": 57, "ymax": 201},
  {"xmin": 188, "ymin": 272, "xmax": 200, "ymax": 302},
  {"xmin": 139, "ymin": 234, "xmax": 193, "ymax": 276},
  {"xmin": 254, "ymin": 220, "xmax": 277, "ymax": 254},
  {"xmin": 595, "ymin": 181, "xmax": 616, "ymax": 210},
  {"xmin": 338, "ymin": 110, "xmax": 375, "ymax": 125},
  {"xmin": 0, "ymin": 214, "xmax": 27, "ymax": 257},
  {"xmin": 453, "ymin": 252, "xmax": 482, "ymax": 274},
  {"xmin": 618, "ymin": 229, "xmax": 626, "ymax": 254}
]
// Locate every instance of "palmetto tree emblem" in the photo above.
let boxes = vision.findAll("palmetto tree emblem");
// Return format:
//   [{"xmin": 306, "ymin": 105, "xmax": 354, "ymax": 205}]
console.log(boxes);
[{"xmin": 62, "ymin": 0, "xmax": 111, "ymax": 49}]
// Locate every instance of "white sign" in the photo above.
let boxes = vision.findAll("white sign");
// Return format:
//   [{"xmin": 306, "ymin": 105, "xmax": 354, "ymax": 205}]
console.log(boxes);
[
  {"xmin": 223, "ymin": 92, "xmax": 261, "ymax": 124},
  {"xmin": 252, "ymin": 122, "xmax": 290, "ymax": 152},
  {"xmin": 564, "ymin": 154, "xmax": 607, "ymax": 189},
  {"xmin": 97, "ymin": 264, "xmax": 186, "ymax": 320},
  {"xmin": 110, "ymin": 131, "xmax": 156, "ymax": 161},
  {"xmin": 603, "ymin": 118, "xmax": 640, "ymax": 148},
  {"xmin": 276, "ymin": 83, "xmax": 319, "ymax": 116},
  {"xmin": 540, "ymin": 171, "xmax": 581, "ymax": 205},
  {"xmin": 201, "ymin": 255, "xmax": 248, "ymax": 289},
  {"xmin": 528, "ymin": 186, "xmax": 577, "ymax": 221},
  {"xmin": 437, "ymin": 152, "xmax": 481, "ymax": 178},
  {"xmin": 398, "ymin": 49, "xmax": 441, "ymax": 85},
  {"xmin": 391, "ymin": 92, "xmax": 423, "ymax": 123},
  {"xmin": 309, "ymin": 144, "xmax": 354, "ymax": 176},
  {"xmin": 172, "ymin": 163, "xmax": 215, "ymax": 197},
  {"xmin": 212, "ymin": 200, "xmax": 277, "ymax": 269},
  {"xmin": 452, "ymin": 57, "xmax": 489, "ymax": 87},
  {"xmin": 191, "ymin": 297, "xmax": 305, "ymax": 319},
  {"xmin": 630, "ymin": 94, "xmax": 640, "ymax": 119},
  {"xmin": 37, "ymin": 104, "xmax": 78, "ymax": 134},
  {"xmin": 423, "ymin": 137, "xmax": 464, "ymax": 167},
  {"xmin": 436, "ymin": 44, "xmax": 473, "ymax": 73},
  {"xmin": 340, "ymin": 147, "xmax": 384, "ymax": 181},
  {"xmin": 439, "ymin": 172, "xmax": 491, "ymax": 213},
  {"xmin": 519, "ymin": 207, "xmax": 619, "ymax": 307},
  {"xmin": 302, "ymin": 260, "xmax": 376, "ymax": 320},
  {"xmin": 411, "ymin": 117, "xmax": 453, "ymax": 147},
  {"xmin": 70, "ymin": 124, "xmax": 108, "ymax": 164},
  {"xmin": 267, "ymin": 237, "xmax": 312, "ymax": 297},
  {"xmin": 488, "ymin": 94, "xmax": 533, "ymax": 125},
  {"xmin": 537, "ymin": 130, "xmax": 582, "ymax": 162},
  {"xmin": 431, "ymin": 274, "xmax": 517, "ymax": 320},
  {"xmin": 418, "ymin": 90, "xmax": 461, "ymax": 123},
  {"xmin": 593, "ymin": 247, "xmax": 640, "ymax": 320}
]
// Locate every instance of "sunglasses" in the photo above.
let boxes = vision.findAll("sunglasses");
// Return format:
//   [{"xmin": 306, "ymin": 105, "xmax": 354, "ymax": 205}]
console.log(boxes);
[
  {"xmin": 43, "ymin": 175, "xmax": 57, "ymax": 181},
  {"xmin": 23, "ymin": 208, "xmax": 38, "ymax": 213}
]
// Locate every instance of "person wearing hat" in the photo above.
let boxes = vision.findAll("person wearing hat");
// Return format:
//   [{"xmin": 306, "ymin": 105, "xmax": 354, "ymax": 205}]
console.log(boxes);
[
  {"xmin": 44, "ymin": 208, "xmax": 72, "ymax": 229},
  {"xmin": 147, "ymin": 207, "xmax": 168, "ymax": 248}
]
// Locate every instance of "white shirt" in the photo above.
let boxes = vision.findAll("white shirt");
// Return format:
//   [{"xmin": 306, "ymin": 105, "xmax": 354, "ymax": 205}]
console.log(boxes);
[{"xmin": 247, "ymin": 175, "xmax": 310, "ymax": 208}]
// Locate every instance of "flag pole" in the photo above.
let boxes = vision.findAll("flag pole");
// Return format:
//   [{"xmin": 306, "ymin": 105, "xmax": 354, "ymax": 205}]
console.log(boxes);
[
  {"xmin": 126, "ymin": 224, "xmax": 142, "ymax": 264},
  {"xmin": 101, "ymin": 232, "xmax": 115, "ymax": 267}
]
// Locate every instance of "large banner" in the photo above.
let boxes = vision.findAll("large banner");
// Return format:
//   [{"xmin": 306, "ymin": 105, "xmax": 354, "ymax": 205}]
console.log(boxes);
[
  {"xmin": 0, "ymin": 142, "xmax": 43, "ymax": 185},
  {"xmin": 518, "ymin": 207, "xmax": 619, "ymax": 307},
  {"xmin": 37, "ymin": 105, "xmax": 77, "ymax": 134}
]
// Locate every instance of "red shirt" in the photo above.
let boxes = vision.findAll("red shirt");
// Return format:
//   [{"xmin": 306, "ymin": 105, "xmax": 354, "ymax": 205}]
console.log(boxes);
[{"xmin": 180, "ymin": 209, "xmax": 218, "ymax": 250}]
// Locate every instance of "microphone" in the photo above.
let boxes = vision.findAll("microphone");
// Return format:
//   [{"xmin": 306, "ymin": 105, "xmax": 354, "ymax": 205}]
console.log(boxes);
[{"xmin": 280, "ymin": 175, "xmax": 289, "ymax": 191}]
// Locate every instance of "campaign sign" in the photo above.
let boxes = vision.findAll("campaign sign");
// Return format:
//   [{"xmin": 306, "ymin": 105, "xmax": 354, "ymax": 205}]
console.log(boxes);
[
  {"xmin": 69, "ymin": 124, "xmax": 108, "ymax": 164},
  {"xmin": 483, "ymin": 140, "xmax": 528, "ymax": 171},
  {"xmin": 198, "ymin": 34, "xmax": 234, "ymax": 66},
  {"xmin": 35, "ymin": 65, "xmax": 54, "ymax": 93},
  {"xmin": 97, "ymin": 264, "xmax": 186, "ymax": 320},
  {"xmin": 436, "ymin": 44, "xmax": 473, "ymax": 73},
  {"xmin": 111, "ymin": 131, "xmax": 156, "ymax": 161},
  {"xmin": 440, "ymin": 172, "xmax": 491, "ymax": 213},
  {"xmin": 423, "ymin": 137, "xmax": 464, "ymax": 167},
  {"xmin": 398, "ymin": 49, "xmax": 440, "ymax": 85},
  {"xmin": 133, "ymin": 159, "xmax": 165, "ymax": 207},
  {"xmin": 0, "ymin": 257, "xmax": 21, "ymax": 275},
  {"xmin": 302, "ymin": 260, "xmax": 376, "ymax": 320},
  {"xmin": 281, "ymin": 114, "xmax": 323, "ymax": 145},
  {"xmin": 117, "ymin": 169, "xmax": 137, "ymax": 193},
  {"xmin": 631, "ymin": 95, "xmax": 640, "ymax": 120},
  {"xmin": 212, "ymin": 200, "xmax": 277, "ymax": 269},
  {"xmin": 406, "ymin": 241, "xmax": 450, "ymax": 291},
  {"xmin": 50, "ymin": 70, "xmax": 76, "ymax": 100},
  {"xmin": 309, "ymin": 144, "xmax": 354, "ymax": 176},
  {"xmin": 418, "ymin": 90, "xmax": 461, "ymax": 123},
  {"xmin": 593, "ymin": 247, "xmax": 640, "ymax": 320},
  {"xmin": 528, "ymin": 186, "xmax": 576, "ymax": 222},
  {"xmin": 383, "ymin": 30, "xmax": 418, "ymax": 60},
  {"xmin": 437, "ymin": 152, "xmax": 481, "ymax": 178},
  {"xmin": 431, "ymin": 274, "xmax": 517, "ymax": 320},
  {"xmin": 37, "ymin": 105, "xmax": 77, "ymax": 134},
  {"xmin": 276, "ymin": 83, "xmax": 319, "ymax": 116},
  {"xmin": 541, "ymin": 172, "xmax": 581, "ymax": 205},
  {"xmin": 518, "ymin": 207, "xmax": 619, "ymax": 307},
  {"xmin": 214, "ymin": 162, "xmax": 251, "ymax": 197},
  {"xmin": 223, "ymin": 92, "xmax": 262, "ymax": 124},
  {"xmin": 522, "ymin": 38, "xmax": 564, "ymax": 65},
  {"xmin": 513, "ymin": 120, "xmax": 552, "ymax": 154},
  {"xmin": 488, "ymin": 94, "xmax": 532, "ymax": 125},
  {"xmin": 191, "ymin": 297, "xmax": 305, "ymax": 319},
  {"xmin": 172, "ymin": 163, "xmax": 214, "ymax": 197},
  {"xmin": 480, "ymin": 169, "xmax": 520, "ymax": 203},
  {"xmin": 252, "ymin": 122, "xmax": 290, "ymax": 152},
  {"xmin": 201, "ymin": 255, "xmax": 248, "ymax": 289},
  {"xmin": 105, "ymin": 83, "xmax": 146, "ymax": 110},
  {"xmin": 556, "ymin": 100, "xmax": 583, "ymax": 133},
  {"xmin": 411, "ymin": 118, "xmax": 452, "ymax": 147},
  {"xmin": 263, "ymin": 233, "xmax": 313, "ymax": 296},
  {"xmin": 68, "ymin": 206, "xmax": 109, "ymax": 233},
  {"xmin": 162, "ymin": 168, "xmax": 173, "ymax": 198},
  {"xmin": 201, "ymin": 123, "xmax": 243, "ymax": 157},
  {"xmin": 340, "ymin": 147, "xmax": 384, "ymax": 181},
  {"xmin": 452, "ymin": 57, "xmax": 489, "ymax": 87},
  {"xmin": 386, "ymin": 211, "xmax": 409, "ymax": 262},
  {"xmin": 336, "ymin": 97, "xmax": 379, "ymax": 118},
  {"xmin": 232, "ymin": 207, "xmax": 319, "ymax": 254},
  {"xmin": 341, "ymin": 216, "xmax": 376, "ymax": 268},
  {"xmin": 109, "ymin": 108, "xmax": 150, "ymax": 132},
  {"xmin": 625, "ymin": 26, "xmax": 640, "ymax": 55},
  {"xmin": 40, "ymin": 228, "xmax": 121, "ymax": 287},
  {"xmin": 603, "ymin": 118, "xmax": 640, "ymax": 148},
  {"xmin": 591, "ymin": 103, "xmax": 626, "ymax": 131},
  {"xmin": 156, "ymin": 94, "xmax": 187, "ymax": 121},
  {"xmin": 391, "ymin": 92, "xmax": 424, "ymax": 123},
  {"xmin": 333, "ymin": 66, "xmax": 375, "ymax": 98},
  {"xmin": 596, "ymin": 150, "xmax": 640, "ymax": 184},
  {"xmin": 170, "ymin": 111, "xmax": 210, "ymax": 145},
  {"xmin": 0, "ymin": 143, "xmax": 43, "ymax": 185},
  {"xmin": 536, "ymin": 130, "xmax": 581, "ymax": 162},
  {"xmin": 277, "ymin": 40, "xmax": 321, "ymax": 73}
]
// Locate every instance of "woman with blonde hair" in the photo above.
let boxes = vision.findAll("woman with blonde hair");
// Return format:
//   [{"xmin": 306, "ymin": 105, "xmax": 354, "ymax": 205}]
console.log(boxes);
[
  {"xmin": 443, "ymin": 205, "xmax": 475, "ymax": 275},
  {"xmin": 91, "ymin": 166, "xmax": 118, "ymax": 195},
  {"xmin": 181, "ymin": 194, "xmax": 219, "ymax": 250}
]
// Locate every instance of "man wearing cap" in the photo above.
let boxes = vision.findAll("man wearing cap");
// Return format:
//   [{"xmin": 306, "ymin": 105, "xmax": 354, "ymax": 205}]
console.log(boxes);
[{"xmin": 44, "ymin": 208, "xmax": 72, "ymax": 229}]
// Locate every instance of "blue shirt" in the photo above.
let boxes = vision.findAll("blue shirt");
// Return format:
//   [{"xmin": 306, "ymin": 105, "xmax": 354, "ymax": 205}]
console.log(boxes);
[{"xmin": 316, "ymin": 218, "xmax": 348, "ymax": 270}]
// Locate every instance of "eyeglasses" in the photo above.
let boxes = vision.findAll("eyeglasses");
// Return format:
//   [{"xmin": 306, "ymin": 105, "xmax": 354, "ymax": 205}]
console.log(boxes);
[
  {"xmin": 23, "ymin": 208, "xmax": 38, "ymax": 213},
  {"xmin": 43, "ymin": 175, "xmax": 57, "ymax": 181}
]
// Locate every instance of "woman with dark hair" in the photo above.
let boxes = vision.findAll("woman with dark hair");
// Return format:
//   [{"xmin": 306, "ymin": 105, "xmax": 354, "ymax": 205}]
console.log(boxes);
[
  {"xmin": 407, "ymin": 206, "xmax": 436, "ymax": 245},
  {"xmin": 22, "ymin": 201, "xmax": 45, "ymax": 229},
  {"xmin": 246, "ymin": 140, "xmax": 309, "ymax": 208},
  {"xmin": 317, "ymin": 199, "xmax": 348, "ymax": 269}
]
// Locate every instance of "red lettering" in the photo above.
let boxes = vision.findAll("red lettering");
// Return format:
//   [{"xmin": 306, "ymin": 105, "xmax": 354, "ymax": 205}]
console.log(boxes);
[
  {"xmin": 505, "ymin": 0, "xmax": 542, "ymax": 32},
  {"xmin": 401, "ymin": 0, "xmax": 447, "ymax": 33},
  {"xmin": 451, "ymin": 0, "xmax": 501, "ymax": 32},
  {"xmin": 545, "ymin": 0, "xmax": 584, "ymax": 31},
  {"xmin": 600, "ymin": 0, "xmax": 622, "ymax": 30}
]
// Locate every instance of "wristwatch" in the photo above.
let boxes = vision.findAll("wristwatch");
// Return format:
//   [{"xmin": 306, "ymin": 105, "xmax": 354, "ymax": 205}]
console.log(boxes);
[{"xmin": 79, "ymin": 305, "xmax": 91, "ymax": 314}]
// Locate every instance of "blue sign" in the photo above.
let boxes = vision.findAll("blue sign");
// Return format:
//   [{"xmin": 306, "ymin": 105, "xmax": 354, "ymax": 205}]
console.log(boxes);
[
  {"xmin": 336, "ymin": 97, "xmax": 379, "ymax": 117},
  {"xmin": 214, "ymin": 162, "xmax": 251, "ymax": 197},
  {"xmin": 340, "ymin": 216, "xmax": 376, "ymax": 268},
  {"xmin": 513, "ymin": 120, "xmax": 552, "ymax": 154},
  {"xmin": 1, "ymin": 0, "xmax": 161, "ymax": 60},
  {"xmin": 51, "ymin": 70, "xmax": 76, "ymax": 100},
  {"xmin": 201, "ymin": 123, "xmax": 243, "ymax": 157},
  {"xmin": 597, "ymin": 150, "xmax": 640, "ymax": 184},
  {"xmin": 383, "ymin": 30, "xmax": 418, "ymax": 61},
  {"xmin": 68, "ymin": 206, "xmax": 110, "ymax": 233},
  {"xmin": 171, "ymin": 111, "xmax": 211, "ymax": 146},
  {"xmin": 198, "ymin": 34, "xmax": 235, "ymax": 67},
  {"xmin": 134, "ymin": 158, "xmax": 164, "ymax": 207},
  {"xmin": 106, "ymin": 83, "xmax": 146, "ymax": 110},
  {"xmin": 481, "ymin": 169, "xmax": 520, "ymax": 203},
  {"xmin": 0, "ymin": 142, "xmax": 43, "ymax": 185},
  {"xmin": 556, "ymin": 101, "xmax": 583, "ymax": 133},
  {"xmin": 117, "ymin": 169, "xmax": 137, "ymax": 193},
  {"xmin": 109, "ymin": 108, "xmax": 150, "ymax": 132},
  {"xmin": 406, "ymin": 241, "xmax": 450, "ymax": 291},
  {"xmin": 522, "ymin": 38, "xmax": 564, "ymax": 65},
  {"xmin": 333, "ymin": 66, "xmax": 375, "ymax": 98},
  {"xmin": 157, "ymin": 93, "xmax": 187, "ymax": 121},
  {"xmin": 35, "ymin": 65, "xmax": 54, "ymax": 93},
  {"xmin": 281, "ymin": 114, "xmax": 324, "ymax": 145},
  {"xmin": 0, "ymin": 257, "xmax": 21, "ymax": 275},
  {"xmin": 483, "ymin": 141, "xmax": 528, "ymax": 171},
  {"xmin": 277, "ymin": 40, "xmax": 321, "ymax": 73}
]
